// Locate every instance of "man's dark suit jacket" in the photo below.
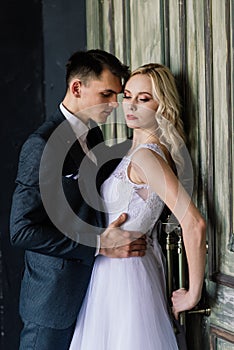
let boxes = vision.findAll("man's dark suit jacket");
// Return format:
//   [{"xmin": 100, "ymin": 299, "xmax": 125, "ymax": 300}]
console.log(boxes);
[{"xmin": 9, "ymin": 109, "xmax": 116, "ymax": 329}]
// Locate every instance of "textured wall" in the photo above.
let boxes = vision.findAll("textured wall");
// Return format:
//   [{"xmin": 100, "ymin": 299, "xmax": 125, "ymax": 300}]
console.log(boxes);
[
  {"xmin": 1, "ymin": 1, "xmax": 44, "ymax": 349},
  {"xmin": 86, "ymin": 0, "xmax": 234, "ymax": 348},
  {"xmin": 1, "ymin": 1, "xmax": 87, "ymax": 349}
]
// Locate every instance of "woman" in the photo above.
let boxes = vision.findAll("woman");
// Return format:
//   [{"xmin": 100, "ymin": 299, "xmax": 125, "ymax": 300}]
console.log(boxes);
[{"xmin": 69, "ymin": 63, "xmax": 206, "ymax": 349}]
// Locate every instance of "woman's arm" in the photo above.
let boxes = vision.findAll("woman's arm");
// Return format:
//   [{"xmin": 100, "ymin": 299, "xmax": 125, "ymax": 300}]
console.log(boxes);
[{"xmin": 130, "ymin": 148, "xmax": 207, "ymax": 317}]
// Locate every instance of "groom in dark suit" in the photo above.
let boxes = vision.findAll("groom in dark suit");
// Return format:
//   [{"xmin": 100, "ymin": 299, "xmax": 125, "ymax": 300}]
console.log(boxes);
[{"xmin": 10, "ymin": 49, "xmax": 146, "ymax": 349}]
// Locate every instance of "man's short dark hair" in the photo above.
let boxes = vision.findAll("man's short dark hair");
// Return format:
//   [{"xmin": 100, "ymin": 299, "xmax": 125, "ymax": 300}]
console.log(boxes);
[{"xmin": 66, "ymin": 49, "xmax": 130, "ymax": 88}]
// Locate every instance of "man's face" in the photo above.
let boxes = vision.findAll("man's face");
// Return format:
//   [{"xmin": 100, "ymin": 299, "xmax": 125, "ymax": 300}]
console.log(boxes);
[{"xmin": 77, "ymin": 69, "xmax": 122, "ymax": 124}]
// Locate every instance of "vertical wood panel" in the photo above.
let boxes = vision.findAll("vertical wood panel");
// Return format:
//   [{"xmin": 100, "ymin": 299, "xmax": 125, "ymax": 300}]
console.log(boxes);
[
  {"xmin": 86, "ymin": 0, "xmax": 101, "ymax": 49},
  {"xmin": 204, "ymin": 0, "xmax": 216, "ymax": 275},
  {"xmin": 130, "ymin": 0, "xmax": 163, "ymax": 68},
  {"xmin": 168, "ymin": 0, "xmax": 181, "ymax": 74},
  {"xmin": 194, "ymin": 0, "xmax": 207, "ymax": 212},
  {"xmin": 99, "ymin": 0, "xmax": 117, "ymax": 144},
  {"xmin": 232, "ymin": 0, "xmax": 234, "ymax": 253},
  {"xmin": 226, "ymin": 0, "xmax": 234, "ymax": 253},
  {"xmin": 162, "ymin": 0, "xmax": 170, "ymax": 66},
  {"xmin": 212, "ymin": 0, "xmax": 233, "ymax": 277},
  {"xmin": 112, "ymin": 0, "xmax": 124, "ymax": 61},
  {"xmin": 210, "ymin": 284, "xmax": 234, "ymax": 334},
  {"xmin": 101, "ymin": 0, "xmax": 115, "ymax": 53},
  {"xmin": 185, "ymin": 0, "xmax": 199, "ymax": 205},
  {"xmin": 122, "ymin": 0, "xmax": 132, "ymax": 66}
]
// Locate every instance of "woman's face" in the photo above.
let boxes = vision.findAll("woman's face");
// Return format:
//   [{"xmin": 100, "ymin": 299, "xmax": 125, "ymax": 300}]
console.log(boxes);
[{"xmin": 123, "ymin": 74, "xmax": 159, "ymax": 131}]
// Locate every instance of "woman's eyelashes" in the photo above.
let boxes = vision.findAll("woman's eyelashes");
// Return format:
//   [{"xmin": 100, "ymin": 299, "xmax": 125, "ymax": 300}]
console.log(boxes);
[
  {"xmin": 123, "ymin": 94, "xmax": 151, "ymax": 102},
  {"xmin": 122, "ymin": 94, "xmax": 131, "ymax": 99},
  {"xmin": 139, "ymin": 98, "xmax": 151, "ymax": 102}
]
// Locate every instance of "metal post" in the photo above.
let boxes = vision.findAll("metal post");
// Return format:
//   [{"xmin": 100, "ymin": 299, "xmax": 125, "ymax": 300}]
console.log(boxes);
[
  {"xmin": 166, "ymin": 230, "xmax": 175, "ymax": 299},
  {"xmin": 176, "ymin": 226, "xmax": 186, "ymax": 326}
]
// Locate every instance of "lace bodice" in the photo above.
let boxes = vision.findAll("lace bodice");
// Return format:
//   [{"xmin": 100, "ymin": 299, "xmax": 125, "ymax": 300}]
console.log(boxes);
[{"xmin": 101, "ymin": 143, "xmax": 166, "ymax": 235}]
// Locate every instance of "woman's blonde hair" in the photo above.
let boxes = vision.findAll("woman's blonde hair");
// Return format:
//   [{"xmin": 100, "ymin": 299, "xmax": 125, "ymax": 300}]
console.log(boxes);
[{"xmin": 130, "ymin": 63, "xmax": 186, "ymax": 170}]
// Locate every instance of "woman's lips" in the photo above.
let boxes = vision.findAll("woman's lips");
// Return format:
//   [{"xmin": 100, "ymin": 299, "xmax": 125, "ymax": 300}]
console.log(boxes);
[{"xmin": 126, "ymin": 114, "xmax": 138, "ymax": 120}]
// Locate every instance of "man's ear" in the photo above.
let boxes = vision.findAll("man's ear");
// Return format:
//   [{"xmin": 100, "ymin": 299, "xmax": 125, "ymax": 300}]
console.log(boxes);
[{"xmin": 71, "ymin": 79, "xmax": 82, "ymax": 97}]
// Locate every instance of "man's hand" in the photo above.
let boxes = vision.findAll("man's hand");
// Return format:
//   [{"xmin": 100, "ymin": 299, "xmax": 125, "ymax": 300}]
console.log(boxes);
[{"xmin": 99, "ymin": 213, "xmax": 147, "ymax": 258}]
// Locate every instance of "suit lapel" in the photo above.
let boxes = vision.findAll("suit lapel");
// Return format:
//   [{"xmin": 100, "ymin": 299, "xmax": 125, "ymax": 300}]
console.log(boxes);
[
  {"xmin": 50, "ymin": 110, "xmax": 86, "ymax": 169},
  {"xmin": 53, "ymin": 112, "xmax": 104, "ymax": 169},
  {"xmin": 51, "ymin": 110, "xmax": 106, "ymax": 227}
]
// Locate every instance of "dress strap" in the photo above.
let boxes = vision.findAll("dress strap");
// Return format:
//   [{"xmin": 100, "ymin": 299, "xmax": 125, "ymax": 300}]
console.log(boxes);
[{"xmin": 127, "ymin": 143, "xmax": 167, "ymax": 162}]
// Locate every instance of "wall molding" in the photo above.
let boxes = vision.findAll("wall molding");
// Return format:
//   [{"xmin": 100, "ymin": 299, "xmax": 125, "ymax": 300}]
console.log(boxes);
[{"xmin": 210, "ymin": 324, "xmax": 234, "ymax": 349}]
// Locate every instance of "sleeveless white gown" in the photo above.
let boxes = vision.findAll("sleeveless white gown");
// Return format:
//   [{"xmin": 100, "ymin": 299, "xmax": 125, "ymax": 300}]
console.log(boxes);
[{"xmin": 69, "ymin": 144, "xmax": 178, "ymax": 350}]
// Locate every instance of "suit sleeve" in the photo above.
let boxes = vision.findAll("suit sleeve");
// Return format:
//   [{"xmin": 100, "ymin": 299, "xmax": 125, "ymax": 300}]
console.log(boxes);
[{"xmin": 10, "ymin": 135, "xmax": 101, "ymax": 264}]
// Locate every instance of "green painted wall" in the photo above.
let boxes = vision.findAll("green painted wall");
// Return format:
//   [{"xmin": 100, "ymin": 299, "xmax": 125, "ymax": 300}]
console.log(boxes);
[{"xmin": 86, "ymin": 0, "xmax": 234, "ymax": 348}]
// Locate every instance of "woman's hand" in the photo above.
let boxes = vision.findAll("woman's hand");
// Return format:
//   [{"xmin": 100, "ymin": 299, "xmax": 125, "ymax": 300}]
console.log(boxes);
[{"xmin": 171, "ymin": 288, "xmax": 200, "ymax": 320}]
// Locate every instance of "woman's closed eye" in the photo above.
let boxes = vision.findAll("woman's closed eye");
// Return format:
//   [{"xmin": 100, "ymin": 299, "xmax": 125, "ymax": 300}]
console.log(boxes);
[
  {"xmin": 138, "ymin": 98, "xmax": 151, "ymax": 102},
  {"xmin": 123, "ymin": 95, "xmax": 131, "ymax": 99},
  {"xmin": 123, "ymin": 95, "xmax": 151, "ymax": 103}
]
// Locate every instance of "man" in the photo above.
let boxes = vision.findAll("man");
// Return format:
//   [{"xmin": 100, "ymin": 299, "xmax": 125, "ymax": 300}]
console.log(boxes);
[{"xmin": 10, "ymin": 49, "xmax": 146, "ymax": 349}]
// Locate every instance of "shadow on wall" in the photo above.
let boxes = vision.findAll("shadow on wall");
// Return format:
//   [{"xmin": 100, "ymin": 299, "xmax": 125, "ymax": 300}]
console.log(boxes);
[{"xmin": 1, "ymin": 0, "xmax": 87, "ymax": 349}]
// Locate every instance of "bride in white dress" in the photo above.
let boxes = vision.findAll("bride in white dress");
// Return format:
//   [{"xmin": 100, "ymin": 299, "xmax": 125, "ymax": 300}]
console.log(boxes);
[{"xmin": 69, "ymin": 63, "xmax": 206, "ymax": 350}]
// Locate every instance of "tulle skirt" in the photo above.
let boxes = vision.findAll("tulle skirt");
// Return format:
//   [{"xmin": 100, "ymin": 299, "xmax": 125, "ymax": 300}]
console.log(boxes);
[{"xmin": 69, "ymin": 244, "xmax": 178, "ymax": 350}]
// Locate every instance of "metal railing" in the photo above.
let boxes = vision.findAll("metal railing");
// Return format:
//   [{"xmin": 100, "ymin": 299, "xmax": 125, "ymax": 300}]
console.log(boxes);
[{"xmin": 161, "ymin": 221, "xmax": 211, "ymax": 328}]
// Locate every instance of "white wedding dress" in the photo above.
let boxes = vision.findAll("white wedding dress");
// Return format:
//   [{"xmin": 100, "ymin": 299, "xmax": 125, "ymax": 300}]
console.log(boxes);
[{"xmin": 69, "ymin": 144, "xmax": 178, "ymax": 350}]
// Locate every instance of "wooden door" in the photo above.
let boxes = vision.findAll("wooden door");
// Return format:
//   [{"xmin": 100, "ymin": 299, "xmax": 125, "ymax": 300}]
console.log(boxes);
[{"xmin": 86, "ymin": 1, "xmax": 234, "ymax": 348}]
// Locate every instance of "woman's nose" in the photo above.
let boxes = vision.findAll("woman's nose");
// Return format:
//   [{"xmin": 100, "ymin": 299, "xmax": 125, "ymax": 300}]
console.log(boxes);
[{"xmin": 129, "ymin": 103, "xmax": 137, "ymax": 111}]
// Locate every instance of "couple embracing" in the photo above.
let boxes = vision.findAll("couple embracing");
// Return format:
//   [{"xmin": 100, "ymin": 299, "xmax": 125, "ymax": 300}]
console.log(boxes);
[{"xmin": 10, "ymin": 49, "xmax": 206, "ymax": 349}]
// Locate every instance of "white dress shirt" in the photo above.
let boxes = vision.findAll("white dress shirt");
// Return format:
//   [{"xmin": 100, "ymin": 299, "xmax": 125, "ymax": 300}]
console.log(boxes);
[{"xmin": 59, "ymin": 103, "xmax": 97, "ymax": 164}]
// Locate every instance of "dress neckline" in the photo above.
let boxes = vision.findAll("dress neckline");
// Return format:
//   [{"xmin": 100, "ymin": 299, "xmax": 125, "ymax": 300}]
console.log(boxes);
[{"xmin": 125, "ymin": 143, "xmax": 165, "ymax": 160}]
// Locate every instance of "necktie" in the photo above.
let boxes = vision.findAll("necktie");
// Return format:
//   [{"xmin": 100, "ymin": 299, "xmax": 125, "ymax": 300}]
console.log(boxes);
[{"xmin": 79, "ymin": 133, "xmax": 97, "ymax": 165}]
